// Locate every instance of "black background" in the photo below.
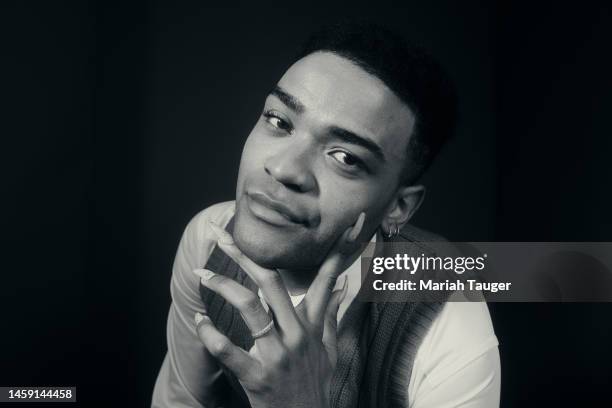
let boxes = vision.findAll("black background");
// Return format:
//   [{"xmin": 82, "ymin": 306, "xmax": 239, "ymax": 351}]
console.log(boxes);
[{"xmin": 2, "ymin": 1, "xmax": 612, "ymax": 406}]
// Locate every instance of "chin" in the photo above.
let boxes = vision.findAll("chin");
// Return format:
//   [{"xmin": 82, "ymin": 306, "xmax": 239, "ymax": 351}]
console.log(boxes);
[
  {"xmin": 233, "ymin": 227, "xmax": 296, "ymax": 269},
  {"xmin": 232, "ymin": 213, "xmax": 320, "ymax": 270}
]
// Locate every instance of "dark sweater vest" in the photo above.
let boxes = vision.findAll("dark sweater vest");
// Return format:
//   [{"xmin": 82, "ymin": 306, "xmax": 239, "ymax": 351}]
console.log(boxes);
[{"xmin": 199, "ymin": 218, "xmax": 451, "ymax": 408}]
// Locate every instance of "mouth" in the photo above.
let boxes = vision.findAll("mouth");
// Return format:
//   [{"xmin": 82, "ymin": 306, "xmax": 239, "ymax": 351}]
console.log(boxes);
[{"xmin": 246, "ymin": 191, "xmax": 306, "ymax": 227}]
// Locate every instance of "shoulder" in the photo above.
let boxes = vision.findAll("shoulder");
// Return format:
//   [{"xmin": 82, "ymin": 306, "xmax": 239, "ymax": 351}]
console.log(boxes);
[
  {"xmin": 178, "ymin": 201, "xmax": 235, "ymax": 266},
  {"xmin": 419, "ymin": 299, "xmax": 498, "ymax": 374},
  {"xmin": 409, "ymin": 298, "xmax": 500, "ymax": 405},
  {"xmin": 187, "ymin": 200, "xmax": 235, "ymax": 230}
]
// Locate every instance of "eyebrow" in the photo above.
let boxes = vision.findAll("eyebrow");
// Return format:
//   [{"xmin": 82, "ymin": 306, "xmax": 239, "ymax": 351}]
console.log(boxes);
[
  {"xmin": 270, "ymin": 85, "xmax": 386, "ymax": 163},
  {"xmin": 270, "ymin": 86, "xmax": 305, "ymax": 114}
]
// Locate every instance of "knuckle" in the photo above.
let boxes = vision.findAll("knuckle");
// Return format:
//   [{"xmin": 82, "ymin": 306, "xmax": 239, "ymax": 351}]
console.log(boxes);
[
  {"xmin": 261, "ymin": 270, "xmax": 283, "ymax": 287},
  {"xmin": 269, "ymin": 346, "xmax": 290, "ymax": 369},
  {"xmin": 209, "ymin": 339, "xmax": 232, "ymax": 358},
  {"xmin": 323, "ymin": 274, "xmax": 338, "ymax": 291},
  {"xmin": 246, "ymin": 299, "xmax": 263, "ymax": 314},
  {"xmin": 312, "ymin": 324, "xmax": 325, "ymax": 340},
  {"xmin": 260, "ymin": 362, "xmax": 285, "ymax": 387},
  {"xmin": 248, "ymin": 364, "xmax": 272, "ymax": 389},
  {"xmin": 286, "ymin": 330, "xmax": 308, "ymax": 351},
  {"xmin": 233, "ymin": 249, "xmax": 246, "ymax": 263},
  {"xmin": 243, "ymin": 366, "xmax": 266, "ymax": 392},
  {"xmin": 237, "ymin": 293, "xmax": 260, "ymax": 314},
  {"xmin": 326, "ymin": 319, "xmax": 338, "ymax": 331},
  {"xmin": 253, "ymin": 375, "xmax": 273, "ymax": 393}
]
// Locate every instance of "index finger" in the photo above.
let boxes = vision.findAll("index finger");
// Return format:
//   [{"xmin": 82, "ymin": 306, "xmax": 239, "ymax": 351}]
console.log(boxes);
[{"xmin": 303, "ymin": 212, "xmax": 365, "ymax": 327}]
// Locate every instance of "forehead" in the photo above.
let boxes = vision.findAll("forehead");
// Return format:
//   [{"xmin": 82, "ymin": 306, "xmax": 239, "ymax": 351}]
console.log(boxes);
[{"xmin": 277, "ymin": 52, "xmax": 415, "ymax": 158}]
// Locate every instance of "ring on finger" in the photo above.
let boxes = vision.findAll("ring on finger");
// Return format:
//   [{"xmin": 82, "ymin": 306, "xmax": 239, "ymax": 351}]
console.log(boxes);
[{"xmin": 250, "ymin": 319, "xmax": 275, "ymax": 340}]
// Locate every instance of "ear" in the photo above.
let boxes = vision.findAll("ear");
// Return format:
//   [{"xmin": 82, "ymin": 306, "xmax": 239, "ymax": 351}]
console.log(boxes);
[{"xmin": 381, "ymin": 185, "xmax": 426, "ymax": 233}]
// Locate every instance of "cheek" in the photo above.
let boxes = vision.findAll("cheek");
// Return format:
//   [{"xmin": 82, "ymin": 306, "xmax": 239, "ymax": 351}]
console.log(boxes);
[
  {"xmin": 317, "ymin": 183, "xmax": 369, "ymax": 233},
  {"xmin": 239, "ymin": 131, "xmax": 263, "ymax": 168},
  {"xmin": 317, "ymin": 178, "xmax": 393, "ymax": 236},
  {"xmin": 236, "ymin": 131, "xmax": 266, "ymax": 193}
]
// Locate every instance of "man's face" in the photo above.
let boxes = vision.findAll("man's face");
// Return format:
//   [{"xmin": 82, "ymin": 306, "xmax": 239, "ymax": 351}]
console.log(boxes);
[{"xmin": 233, "ymin": 51, "xmax": 416, "ymax": 269}]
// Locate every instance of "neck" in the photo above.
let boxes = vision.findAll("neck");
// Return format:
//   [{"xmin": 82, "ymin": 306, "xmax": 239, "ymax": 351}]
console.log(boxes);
[{"xmin": 277, "ymin": 268, "xmax": 317, "ymax": 296}]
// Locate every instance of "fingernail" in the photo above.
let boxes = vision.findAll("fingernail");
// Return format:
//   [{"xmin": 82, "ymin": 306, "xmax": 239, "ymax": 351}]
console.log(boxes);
[
  {"xmin": 337, "ymin": 274, "xmax": 347, "ymax": 289},
  {"xmin": 348, "ymin": 212, "xmax": 365, "ymax": 242},
  {"xmin": 340, "ymin": 277, "xmax": 349, "ymax": 303},
  {"xmin": 208, "ymin": 221, "xmax": 234, "ymax": 245},
  {"xmin": 195, "ymin": 312, "xmax": 211, "ymax": 326},
  {"xmin": 195, "ymin": 312, "xmax": 204, "ymax": 325},
  {"xmin": 193, "ymin": 268, "xmax": 215, "ymax": 281}
]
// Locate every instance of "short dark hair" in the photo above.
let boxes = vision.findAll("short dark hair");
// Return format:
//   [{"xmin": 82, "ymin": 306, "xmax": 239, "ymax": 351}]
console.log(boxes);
[{"xmin": 297, "ymin": 21, "xmax": 457, "ymax": 185}]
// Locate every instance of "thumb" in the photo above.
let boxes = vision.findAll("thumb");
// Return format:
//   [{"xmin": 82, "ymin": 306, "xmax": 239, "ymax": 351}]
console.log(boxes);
[{"xmin": 322, "ymin": 275, "xmax": 348, "ymax": 369}]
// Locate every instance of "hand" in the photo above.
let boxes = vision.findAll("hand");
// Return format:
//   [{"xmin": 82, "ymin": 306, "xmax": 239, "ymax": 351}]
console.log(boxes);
[{"xmin": 193, "ymin": 213, "xmax": 366, "ymax": 408}]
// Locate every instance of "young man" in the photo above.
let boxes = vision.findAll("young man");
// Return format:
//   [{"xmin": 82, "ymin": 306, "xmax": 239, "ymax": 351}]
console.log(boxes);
[{"xmin": 152, "ymin": 22, "xmax": 500, "ymax": 408}]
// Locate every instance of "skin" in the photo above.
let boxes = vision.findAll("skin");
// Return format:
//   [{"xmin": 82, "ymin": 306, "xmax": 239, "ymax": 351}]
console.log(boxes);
[
  {"xmin": 232, "ymin": 51, "xmax": 425, "ymax": 292},
  {"xmin": 195, "ymin": 219, "xmax": 363, "ymax": 408},
  {"xmin": 194, "ymin": 51, "xmax": 428, "ymax": 407}
]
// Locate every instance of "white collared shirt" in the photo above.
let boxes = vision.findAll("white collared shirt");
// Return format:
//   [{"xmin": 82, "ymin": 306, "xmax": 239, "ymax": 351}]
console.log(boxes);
[{"xmin": 152, "ymin": 201, "xmax": 501, "ymax": 407}]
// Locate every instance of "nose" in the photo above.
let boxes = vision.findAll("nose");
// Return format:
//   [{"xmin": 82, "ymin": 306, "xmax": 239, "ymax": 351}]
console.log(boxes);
[{"xmin": 264, "ymin": 141, "xmax": 317, "ymax": 193}]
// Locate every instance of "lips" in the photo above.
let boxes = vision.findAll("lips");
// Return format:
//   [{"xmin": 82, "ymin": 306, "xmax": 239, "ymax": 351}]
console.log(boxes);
[{"xmin": 247, "ymin": 191, "xmax": 306, "ymax": 225}]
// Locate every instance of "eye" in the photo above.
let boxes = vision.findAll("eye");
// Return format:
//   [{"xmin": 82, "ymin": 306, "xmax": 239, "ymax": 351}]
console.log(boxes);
[
  {"xmin": 329, "ymin": 150, "xmax": 362, "ymax": 168},
  {"xmin": 263, "ymin": 110, "xmax": 293, "ymax": 133}
]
